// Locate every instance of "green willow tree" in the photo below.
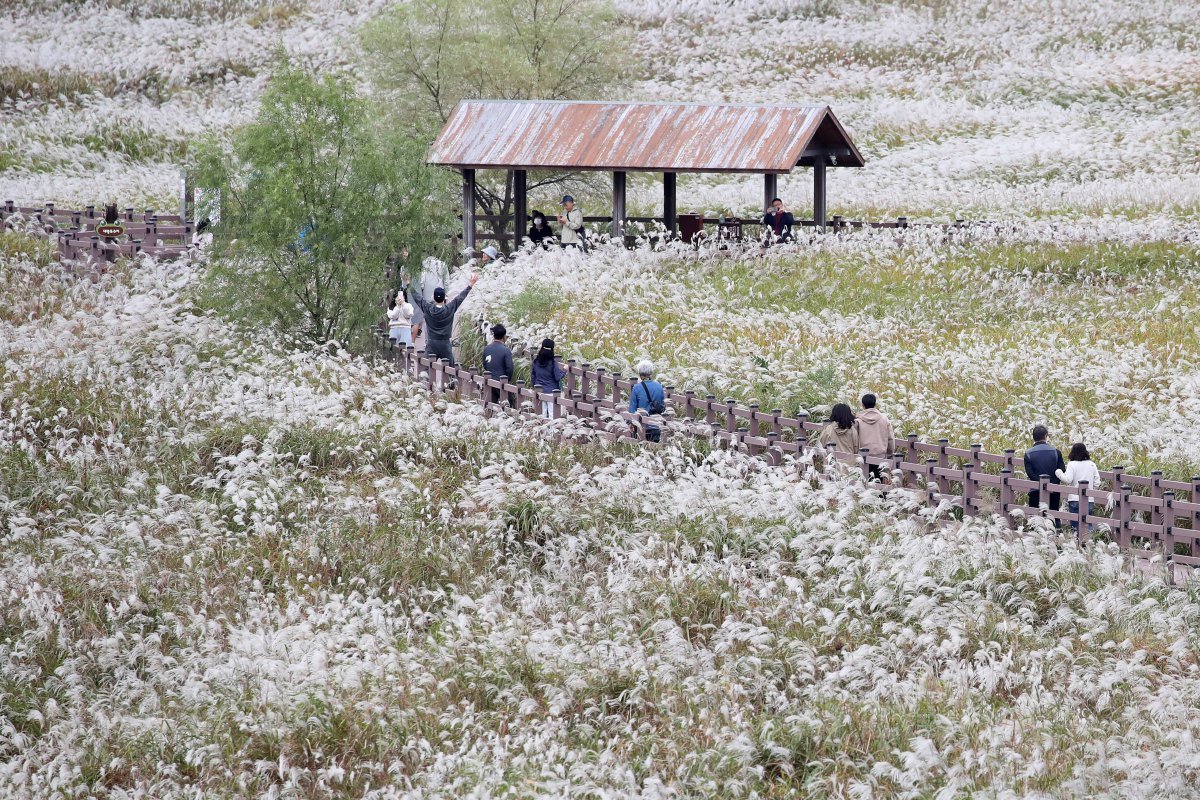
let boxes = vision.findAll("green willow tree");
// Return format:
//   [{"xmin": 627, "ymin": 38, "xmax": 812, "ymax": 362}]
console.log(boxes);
[
  {"xmin": 360, "ymin": 0, "xmax": 634, "ymax": 240},
  {"xmin": 195, "ymin": 61, "xmax": 455, "ymax": 346}
]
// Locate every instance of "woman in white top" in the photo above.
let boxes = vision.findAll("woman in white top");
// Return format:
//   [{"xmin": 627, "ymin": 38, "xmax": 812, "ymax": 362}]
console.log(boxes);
[
  {"xmin": 386, "ymin": 289, "xmax": 414, "ymax": 347},
  {"xmin": 1056, "ymin": 442, "xmax": 1101, "ymax": 534}
]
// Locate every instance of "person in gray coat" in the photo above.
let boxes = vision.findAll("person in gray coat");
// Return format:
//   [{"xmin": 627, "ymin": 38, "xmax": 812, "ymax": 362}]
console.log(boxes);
[{"xmin": 409, "ymin": 272, "xmax": 478, "ymax": 366}]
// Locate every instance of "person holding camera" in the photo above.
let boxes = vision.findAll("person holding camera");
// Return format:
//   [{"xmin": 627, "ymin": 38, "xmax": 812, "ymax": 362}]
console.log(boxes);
[
  {"xmin": 557, "ymin": 195, "xmax": 585, "ymax": 250},
  {"xmin": 762, "ymin": 197, "xmax": 794, "ymax": 243}
]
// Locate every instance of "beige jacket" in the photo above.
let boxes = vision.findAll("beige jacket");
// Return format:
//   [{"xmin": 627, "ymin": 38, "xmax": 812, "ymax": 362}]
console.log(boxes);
[
  {"xmin": 856, "ymin": 408, "xmax": 894, "ymax": 456},
  {"xmin": 819, "ymin": 422, "xmax": 859, "ymax": 453},
  {"xmin": 559, "ymin": 208, "xmax": 583, "ymax": 246}
]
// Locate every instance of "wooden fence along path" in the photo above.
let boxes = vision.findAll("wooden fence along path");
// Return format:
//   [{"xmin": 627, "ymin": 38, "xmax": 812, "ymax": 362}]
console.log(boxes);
[
  {"xmin": 382, "ymin": 338, "xmax": 1200, "ymax": 583},
  {"xmin": 471, "ymin": 212, "xmax": 977, "ymax": 249},
  {"xmin": 2, "ymin": 202, "xmax": 196, "ymax": 265}
]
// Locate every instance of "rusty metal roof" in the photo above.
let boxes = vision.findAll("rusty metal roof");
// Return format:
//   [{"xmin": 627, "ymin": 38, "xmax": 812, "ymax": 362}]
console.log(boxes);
[{"xmin": 427, "ymin": 101, "xmax": 865, "ymax": 174}]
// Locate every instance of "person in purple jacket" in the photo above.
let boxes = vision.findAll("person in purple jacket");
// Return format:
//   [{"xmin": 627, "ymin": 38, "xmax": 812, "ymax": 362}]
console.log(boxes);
[{"xmin": 530, "ymin": 338, "xmax": 567, "ymax": 418}]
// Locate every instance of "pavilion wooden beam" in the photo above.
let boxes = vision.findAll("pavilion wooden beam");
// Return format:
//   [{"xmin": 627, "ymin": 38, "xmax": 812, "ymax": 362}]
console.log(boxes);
[
  {"xmin": 663, "ymin": 172, "xmax": 677, "ymax": 234},
  {"xmin": 763, "ymin": 174, "xmax": 778, "ymax": 214},
  {"xmin": 813, "ymin": 163, "xmax": 827, "ymax": 231},
  {"xmin": 461, "ymin": 168, "xmax": 476, "ymax": 252},
  {"xmin": 612, "ymin": 171, "xmax": 626, "ymax": 239},
  {"xmin": 513, "ymin": 169, "xmax": 527, "ymax": 253}
]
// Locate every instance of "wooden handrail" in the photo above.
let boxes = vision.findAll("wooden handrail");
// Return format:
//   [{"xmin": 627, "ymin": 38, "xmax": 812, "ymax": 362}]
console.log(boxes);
[{"xmin": 381, "ymin": 336, "xmax": 1199, "ymax": 583}]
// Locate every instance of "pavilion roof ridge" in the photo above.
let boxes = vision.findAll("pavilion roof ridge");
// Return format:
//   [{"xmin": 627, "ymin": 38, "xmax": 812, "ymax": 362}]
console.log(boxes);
[{"xmin": 428, "ymin": 100, "xmax": 864, "ymax": 174}]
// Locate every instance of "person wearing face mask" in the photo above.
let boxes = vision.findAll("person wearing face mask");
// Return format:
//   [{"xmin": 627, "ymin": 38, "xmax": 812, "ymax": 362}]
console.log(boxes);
[{"xmin": 527, "ymin": 210, "xmax": 554, "ymax": 249}]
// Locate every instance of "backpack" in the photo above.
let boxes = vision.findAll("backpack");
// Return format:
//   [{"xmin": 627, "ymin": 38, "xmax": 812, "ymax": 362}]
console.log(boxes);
[{"xmin": 636, "ymin": 381, "xmax": 666, "ymax": 415}]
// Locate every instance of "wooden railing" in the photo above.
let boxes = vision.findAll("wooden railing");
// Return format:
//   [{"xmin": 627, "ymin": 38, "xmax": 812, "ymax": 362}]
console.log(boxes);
[
  {"xmin": 2, "ymin": 201, "xmax": 196, "ymax": 265},
  {"xmin": 470, "ymin": 212, "xmax": 982, "ymax": 249},
  {"xmin": 382, "ymin": 337, "xmax": 1200, "ymax": 583}
]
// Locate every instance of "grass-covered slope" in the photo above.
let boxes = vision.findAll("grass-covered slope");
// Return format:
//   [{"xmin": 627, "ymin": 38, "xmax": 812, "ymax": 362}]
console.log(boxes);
[
  {"xmin": 3, "ymin": 242, "xmax": 1200, "ymax": 798},
  {"xmin": 465, "ymin": 230, "xmax": 1200, "ymax": 478}
]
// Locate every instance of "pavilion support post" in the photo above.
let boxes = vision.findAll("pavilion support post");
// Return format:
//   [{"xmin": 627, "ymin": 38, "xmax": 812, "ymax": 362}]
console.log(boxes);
[
  {"xmin": 663, "ymin": 172, "xmax": 677, "ymax": 234},
  {"xmin": 813, "ymin": 163, "xmax": 827, "ymax": 231},
  {"xmin": 763, "ymin": 173, "xmax": 778, "ymax": 213},
  {"xmin": 612, "ymin": 170, "xmax": 626, "ymax": 240},
  {"xmin": 461, "ymin": 169, "xmax": 476, "ymax": 253},
  {"xmin": 513, "ymin": 169, "xmax": 527, "ymax": 254}
]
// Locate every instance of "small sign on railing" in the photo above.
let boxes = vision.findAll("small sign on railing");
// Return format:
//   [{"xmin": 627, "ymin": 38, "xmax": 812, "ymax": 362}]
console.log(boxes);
[{"xmin": 96, "ymin": 222, "xmax": 125, "ymax": 237}]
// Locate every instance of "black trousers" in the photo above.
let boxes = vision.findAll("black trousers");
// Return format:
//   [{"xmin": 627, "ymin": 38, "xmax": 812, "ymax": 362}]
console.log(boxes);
[
  {"xmin": 426, "ymin": 338, "xmax": 455, "ymax": 366},
  {"xmin": 1029, "ymin": 488, "xmax": 1062, "ymax": 527}
]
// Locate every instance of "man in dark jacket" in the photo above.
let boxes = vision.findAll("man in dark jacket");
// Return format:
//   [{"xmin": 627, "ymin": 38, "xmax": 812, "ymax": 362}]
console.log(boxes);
[
  {"xmin": 409, "ymin": 272, "xmax": 478, "ymax": 366},
  {"xmin": 482, "ymin": 324, "xmax": 514, "ymax": 405},
  {"xmin": 1023, "ymin": 425, "xmax": 1065, "ymax": 527},
  {"xmin": 762, "ymin": 197, "xmax": 794, "ymax": 243}
]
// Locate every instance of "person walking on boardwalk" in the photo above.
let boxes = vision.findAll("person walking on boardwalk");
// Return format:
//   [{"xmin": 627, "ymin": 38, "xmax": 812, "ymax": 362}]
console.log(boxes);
[
  {"xmin": 482, "ymin": 324, "xmax": 514, "ymax": 405},
  {"xmin": 1056, "ymin": 442, "xmax": 1101, "ymax": 534},
  {"xmin": 628, "ymin": 360, "xmax": 666, "ymax": 442},
  {"xmin": 856, "ymin": 393, "xmax": 894, "ymax": 480},
  {"xmin": 408, "ymin": 272, "xmax": 478, "ymax": 367},
  {"xmin": 1023, "ymin": 425, "xmax": 1066, "ymax": 527},
  {"xmin": 819, "ymin": 403, "xmax": 859, "ymax": 455},
  {"xmin": 531, "ymin": 338, "xmax": 567, "ymax": 418}
]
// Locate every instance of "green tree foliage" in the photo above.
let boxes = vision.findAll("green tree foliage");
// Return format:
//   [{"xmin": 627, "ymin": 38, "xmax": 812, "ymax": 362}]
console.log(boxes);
[
  {"xmin": 361, "ymin": 0, "xmax": 632, "ymax": 131},
  {"xmin": 194, "ymin": 61, "xmax": 455, "ymax": 345},
  {"xmin": 360, "ymin": 0, "xmax": 634, "ymax": 243}
]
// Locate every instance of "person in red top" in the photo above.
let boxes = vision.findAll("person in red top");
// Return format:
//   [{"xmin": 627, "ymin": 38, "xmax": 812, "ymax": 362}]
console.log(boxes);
[{"xmin": 762, "ymin": 197, "xmax": 795, "ymax": 243}]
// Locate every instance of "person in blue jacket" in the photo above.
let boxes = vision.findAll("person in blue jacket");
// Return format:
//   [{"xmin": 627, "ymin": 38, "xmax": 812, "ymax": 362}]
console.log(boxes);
[
  {"xmin": 1023, "ymin": 424, "xmax": 1065, "ymax": 527},
  {"xmin": 531, "ymin": 338, "xmax": 567, "ymax": 418},
  {"xmin": 628, "ymin": 359, "xmax": 666, "ymax": 442}
]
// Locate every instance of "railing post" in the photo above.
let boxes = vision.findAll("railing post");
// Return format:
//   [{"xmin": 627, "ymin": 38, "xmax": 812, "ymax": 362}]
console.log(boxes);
[
  {"xmin": 1116, "ymin": 484, "xmax": 1132, "ymax": 550},
  {"xmin": 566, "ymin": 359, "xmax": 578, "ymax": 395},
  {"xmin": 1076, "ymin": 480, "xmax": 1090, "ymax": 543},
  {"xmin": 936, "ymin": 438, "xmax": 950, "ymax": 495},
  {"xmin": 1162, "ymin": 491, "xmax": 1176, "ymax": 572},
  {"xmin": 580, "ymin": 363, "xmax": 591, "ymax": 399},
  {"xmin": 749, "ymin": 403, "xmax": 760, "ymax": 439},
  {"xmin": 615, "ymin": 374, "xmax": 625, "ymax": 406},
  {"xmin": 925, "ymin": 459, "xmax": 939, "ymax": 508},
  {"xmin": 1150, "ymin": 470, "xmax": 1164, "ymax": 529},
  {"xmin": 1000, "ymin": 468, "xmax": 1014, "ymax": 528},
  {"xmin": 858, "ymin": 447, "xmax": 871, "ymax": 481},
  {"xmin": 766, "ymin": 432, "xmax": 781, "ymax": 466},
  {"xmin": 962, "ymin": 459, "xmax": 976, "ymax": 519},
  {"xmin": 1191, "ymin": 476, "xmax": 1200, "ymax": 557},
  {"xmin": 1003, "ymin": 448, "xmax": 1016, "ymax": 474},
  {"xmin": 705, "ymin": 395, "xmax": 717, "ymax": 425},
  {"xmin": 725, "ymin": 398, "xmax": 737, "ymax": 436},
  {"xmin": 684, "ymin": 390, "xmax": 696, "ymax": 420}
]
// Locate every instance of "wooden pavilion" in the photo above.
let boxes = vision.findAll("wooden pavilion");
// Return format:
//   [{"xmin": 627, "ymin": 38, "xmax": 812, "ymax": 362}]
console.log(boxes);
[{"xmin": 427, "ymin": 100, "xmax": 865, "ymax": 250}]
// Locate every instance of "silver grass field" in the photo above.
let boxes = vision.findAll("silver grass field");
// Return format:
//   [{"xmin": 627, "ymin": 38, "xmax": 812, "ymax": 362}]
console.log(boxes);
[{"xmin": 3, "ymin": 0, "xmax": 1200, "ymax": 797}]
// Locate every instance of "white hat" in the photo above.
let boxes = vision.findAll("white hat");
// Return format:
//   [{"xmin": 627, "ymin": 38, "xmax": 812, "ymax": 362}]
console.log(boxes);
[{"xmin": 482, "ymin": 245, "xmax": 499, "ymax": 260}]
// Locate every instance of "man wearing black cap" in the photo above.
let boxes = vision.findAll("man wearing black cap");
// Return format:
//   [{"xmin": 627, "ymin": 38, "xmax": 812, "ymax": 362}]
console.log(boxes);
[
  {"xmin": 409, "ymin": 272, "xmax": 478, "ymax": 366},
  {"xmin": 556, "ymin": 195, "xmax": 584, "ymax": 250},
  {"xmin": 482, "ymin": 323, "xmax": 514, "ymax": 405}
]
